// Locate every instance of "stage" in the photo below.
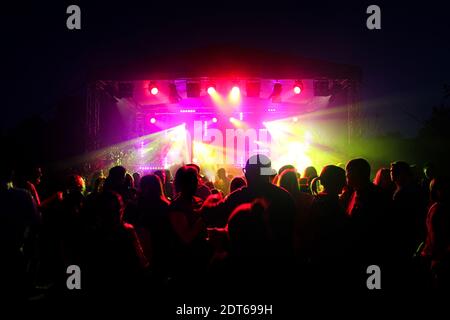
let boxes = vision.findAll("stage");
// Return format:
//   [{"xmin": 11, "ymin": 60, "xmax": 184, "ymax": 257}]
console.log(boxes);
[{"xmin": 84, "ymin": 49, "xmax": 362, "ymax": 178}]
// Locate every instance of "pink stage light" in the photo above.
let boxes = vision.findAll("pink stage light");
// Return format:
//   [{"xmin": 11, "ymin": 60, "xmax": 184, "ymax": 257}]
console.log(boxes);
[
  {"xmin": 293, "ymin": 80, "xmax": 303, "ymax": 94},
  {"xmin": 212, "ymin": 117, "xmax": 218, "ymax": 123},
  {"xmin": 150, "ymin": 117, "xmax": 156, "ymax": 124},
  {"xmin": 148, "ymin": 83, "xmax": 159, "ymax": 96},
  {"xmin": 207, "ymin": 86, "xmax": 216, "ymax": 95}
]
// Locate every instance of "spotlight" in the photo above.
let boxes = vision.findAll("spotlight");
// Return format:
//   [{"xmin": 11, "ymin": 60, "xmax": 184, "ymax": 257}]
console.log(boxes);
[
  {"xmin": 293, "ymin": 117, "xmax": 298, "ymax": 122},
  {"xmin": 228, "ymin": 85, "xmax": 241, "ymax": 104},
  {"xmin": 207, "ymin": 85, "xmax": 216, "ymax": 95},
  {"xmin": 270, "ymin": 83, "xmax": 282, "ymax": 103},
  {"xmin": 293, "ymin": 80, "xmax": 304, "ymax": 94},
  {"xmin": 212, "ymin": 117, "xmax": 218, "ymax": 123},
  {"xmin": 229, "ymin": 117, "xmax": 235, "ymax": 123},
  {"xmin": 150, "ymin": 117, "xmax": 156, "ymax": 124},
  {"xmin": 229, "ymin": 86, "xmax": 240, "ymax": 104},
  {"xmin": 149, "ymin": 82, "xmax": 158, "ymax": 95}
]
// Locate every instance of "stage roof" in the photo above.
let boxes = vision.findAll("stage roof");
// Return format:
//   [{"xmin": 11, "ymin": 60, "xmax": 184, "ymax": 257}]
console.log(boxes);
[{"xmin": 88, "ymin": 46, "xmax": 362, "ymax": 82}]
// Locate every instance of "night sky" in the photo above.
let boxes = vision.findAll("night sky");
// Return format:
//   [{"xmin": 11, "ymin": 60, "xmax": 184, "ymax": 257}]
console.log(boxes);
[{"xmin": 2, "ymin": 1, "xmax": 449, "ymax": 137}]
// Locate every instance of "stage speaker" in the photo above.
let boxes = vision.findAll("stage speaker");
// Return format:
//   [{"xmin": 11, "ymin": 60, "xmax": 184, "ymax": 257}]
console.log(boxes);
[
  {"xmin": 186, "ymin": 82, "xmax": 201, "ymax": 97},
  {"xmin": 313, "ymin": 80, "xmax": 330, "ymax": 96},
  {"xmin": 169, "ymin": 83, "xmax": 181, "ymax": 103}
]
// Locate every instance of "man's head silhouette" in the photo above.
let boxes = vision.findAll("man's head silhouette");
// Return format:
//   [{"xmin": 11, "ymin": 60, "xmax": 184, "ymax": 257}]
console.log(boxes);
[
  {"xmin": 346, "ymin": 158, "xmax": 371, "ymax": 190},
  {"xmin": 244, "ymin": 154, "xmax": 276, "ymax": 187}
]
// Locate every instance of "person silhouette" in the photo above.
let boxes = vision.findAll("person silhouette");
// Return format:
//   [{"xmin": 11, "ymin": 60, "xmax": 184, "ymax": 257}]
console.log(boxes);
[
  {"xmin": 0, "ymin": 162, "xmax": 40, "ymax": 301},
  {"xmin": 211, "ymin": 155, "xmax": 296, "ymax": 259}
]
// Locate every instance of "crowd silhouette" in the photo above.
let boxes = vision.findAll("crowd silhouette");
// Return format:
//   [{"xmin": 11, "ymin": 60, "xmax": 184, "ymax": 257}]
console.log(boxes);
[{"xmin": 1, "ymin": 153, "xmax": 449, "ymax": 304}]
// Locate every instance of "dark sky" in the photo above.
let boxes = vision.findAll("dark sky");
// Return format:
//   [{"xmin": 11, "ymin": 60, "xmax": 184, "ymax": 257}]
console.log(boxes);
[{"xmin": 2, "ymin": 1, "xmax": 449, "ymax": 136}]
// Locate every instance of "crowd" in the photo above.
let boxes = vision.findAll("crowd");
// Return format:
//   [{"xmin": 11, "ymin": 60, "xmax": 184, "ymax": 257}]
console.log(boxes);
[{"xmin": 1, "ymin": 155, "xmax": 449, "ymax": 303}]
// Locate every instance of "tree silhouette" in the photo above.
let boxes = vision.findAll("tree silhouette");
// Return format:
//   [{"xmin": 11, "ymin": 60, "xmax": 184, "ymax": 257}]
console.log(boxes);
[{"xmin": 415, "ymin": 84, "xmax": 450, "ymax": 172}]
